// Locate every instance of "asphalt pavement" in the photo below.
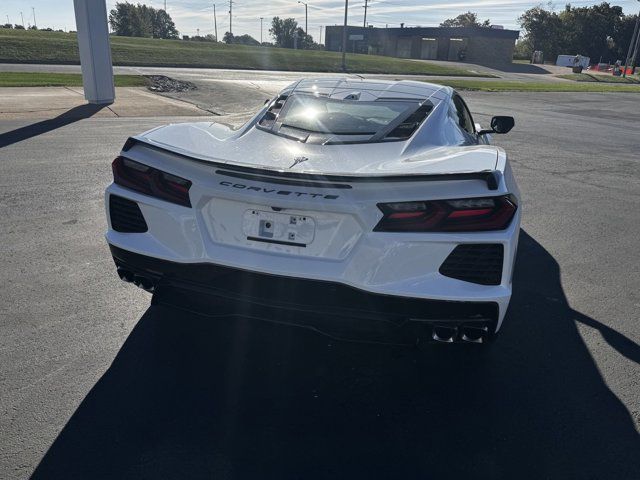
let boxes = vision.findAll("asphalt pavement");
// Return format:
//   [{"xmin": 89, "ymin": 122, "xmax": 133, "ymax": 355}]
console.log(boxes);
[{"xmin": 1, "ymin": 88, "xmax": 639, "ymax": 479}]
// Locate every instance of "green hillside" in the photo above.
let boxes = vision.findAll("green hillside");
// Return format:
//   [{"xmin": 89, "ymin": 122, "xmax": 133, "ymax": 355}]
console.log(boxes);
[{"xmin": 0, "ymin": 28, "xmax": 484, "ymax": 76}]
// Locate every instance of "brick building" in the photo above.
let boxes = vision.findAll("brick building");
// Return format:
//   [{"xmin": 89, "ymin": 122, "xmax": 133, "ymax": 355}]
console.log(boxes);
[{"xmin": 324, "ymin": 25, "xmax": 520, "ymax": 64}]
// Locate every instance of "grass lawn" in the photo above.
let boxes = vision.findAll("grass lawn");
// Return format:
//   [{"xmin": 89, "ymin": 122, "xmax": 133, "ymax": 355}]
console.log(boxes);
[
  {"xmin": 0, "ymin": 28, "xmax": 484, "ymax": 77},
  {"xmin": 0, "ymin": 72, "xmax": 147, "ymax": 87},
  {"xmin": 557, "ymin": 73, "xmax": 640, "ymax": 84},
  {"xmin": 432, "ymin": 79, "xmax": 640, "ymax": 92}
]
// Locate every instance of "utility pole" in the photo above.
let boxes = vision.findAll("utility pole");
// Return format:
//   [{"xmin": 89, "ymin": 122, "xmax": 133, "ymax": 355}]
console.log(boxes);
[
  {"xmin": 298, "ymin": 1, "xmax": 308, "ymax": 33},
  {"xmin": 214, "ymin": 4, "xmax": 218, "ymax": 41},
  {"xmin": 197, "ymin": 27, "xmax": 200, "ymax": 37},
  {"xmin": 6, "ymin": 15, "xmax": 10, "ymax": 24},
  {"xmin": 631, "ymin": 23, "xmax": 640, "ymax": 74},
  {"xmin": 260, "ymin": 17, "xmax": 264, "ymax": 44},
  {"xmin": 164, "ymin": 0, "xmax": 167, "ymax": 11},
  {"xmin": 319, "ymin": 25, "xmax": 322, "ymax": 44},
  {"xmin": 32, "ymin": 7, "xmax": 36, "ymax": 29},
  {"xmin": 229, "ymin": 0, "xmax": 233, "ymax": 35},
  {"xmin": 20, "ymin": 11, "xmax": 24, "ymax": 28},
  {"xmin": 341, "ymin": 0, "xmax": 348, "ymax": 71},
  {"xmin": 623, "ymin": 0, "xmax": 640, "ymax": 77},
  {"xmin": 363, "ymin": 0, "xmax": 368, "ymax": 28}
]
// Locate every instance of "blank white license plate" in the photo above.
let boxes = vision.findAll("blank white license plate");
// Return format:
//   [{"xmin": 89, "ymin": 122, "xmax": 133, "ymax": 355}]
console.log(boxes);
[{"xmin": 242, "ymin": 210, "xmax": 316, "ymax": 246}]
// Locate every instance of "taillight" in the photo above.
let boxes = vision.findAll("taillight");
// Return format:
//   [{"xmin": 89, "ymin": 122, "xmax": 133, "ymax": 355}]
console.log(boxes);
[
  {"xmin": 374, "ymin": 195, "xmax": 517, "ymax": 232},
  {"xmin": 112, "ymin": 156, "xmax": 192, "ymax": 207}
]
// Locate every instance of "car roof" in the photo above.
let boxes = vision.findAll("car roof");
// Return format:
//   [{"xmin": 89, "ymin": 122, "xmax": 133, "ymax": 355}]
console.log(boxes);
[{"xmin": 280, "ymin": 77, "xmax": 452, "ymax": 103}]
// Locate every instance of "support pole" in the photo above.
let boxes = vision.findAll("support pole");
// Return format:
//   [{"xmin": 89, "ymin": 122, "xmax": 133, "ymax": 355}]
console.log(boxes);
[
  {"xmin": 623, "ymin": 3, "xmax": 640, "ymax": 78},
  {"xmin": 341, "ymin": 0, "xmax": 348, "ymax": 72},
  {"xmin": 623, "ymin": 16, "xmax": 639, "ymax": 77},
  {"xmin": 363, "ymin": 0, "xmax": 368, "ymax": 28},
  {"xmin": 73, "ymin": 0, "xmax": 115, "ymax": 104},
  {"xmin": 214, "ymin": 4, "xmax": 218, "ymax": 41},
  {"xmin": 631, "ymin": 23, "xmax": 640, "ymax": 74}
]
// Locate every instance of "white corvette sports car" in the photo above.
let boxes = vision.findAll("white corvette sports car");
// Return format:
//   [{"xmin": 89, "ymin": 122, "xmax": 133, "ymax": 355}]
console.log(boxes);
[{"xmin": 105, "ymin": 78, "xmax": 520, "ymax": 345}]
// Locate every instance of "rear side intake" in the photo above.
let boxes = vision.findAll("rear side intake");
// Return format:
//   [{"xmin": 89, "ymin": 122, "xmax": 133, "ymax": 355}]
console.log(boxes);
[
  {"xmin": 439, "ymin": 244, "xmax": 504, "ymax": 285},
  {"xmin": 109, "ymin": 195, "xmax": 148, "ymax": 233}
]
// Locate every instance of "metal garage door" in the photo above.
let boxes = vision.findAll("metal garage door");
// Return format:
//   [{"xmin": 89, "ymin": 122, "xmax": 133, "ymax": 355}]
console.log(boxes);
[
  {"xmin": 396, "ymin": 37, "xmax": 412, "ymax": 58},
  {"xmin": 421, "ymin": 38, "xmax": 438, "ymax": 60}
]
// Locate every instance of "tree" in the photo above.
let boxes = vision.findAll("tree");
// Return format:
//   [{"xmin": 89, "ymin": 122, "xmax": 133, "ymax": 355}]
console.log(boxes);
[
  {"xmin": 109, "ymin": 2, "xmax": 178, "ymax": 39},
  {"xmin": 440, "ymin": 12, "xmax": 490, "ymax": 28},
  {"xmin": 518, "ymin": 6, "xmax": 563, "ymax": 60},
  {"xmin": 270, "ymin": 17, "xmax": 299, "ymax": 48},
  {"xmin": 14, "ymin": 24, "xmax": 25, "ymax": 30},
  {"xmin": 294, "ymin": 27, "xmax": 315, "ymax": 49},
  {"xmin": 151, "ymin": 8, "xmax": 178, "ymax": 39},
  {"xmin": 518, "ymin": 2, "xmax": 634, "ymax": 63},
  {"xmin": 234, "ymin": 34, "xmax": 260, "ymax": 46},
  {"xmin": 1, "ymin": 24, "xmax": 13, "ymax": 29},
  {"xmin": 513, "ymin": 38, "xmax": 534, "ymax": 60},
  {"xmin": 222, "ymin": 31, "xmax": 260, "ymax": 45}
]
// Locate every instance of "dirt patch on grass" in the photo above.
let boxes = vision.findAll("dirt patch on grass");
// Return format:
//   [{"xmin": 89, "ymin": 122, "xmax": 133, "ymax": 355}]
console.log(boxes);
[{"xmin": 144, "ymin": 75, "xmax": 197, "ymax": 93}]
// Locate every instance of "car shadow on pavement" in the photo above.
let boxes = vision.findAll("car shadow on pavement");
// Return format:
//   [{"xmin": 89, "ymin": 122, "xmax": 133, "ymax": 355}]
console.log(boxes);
[
  {"xmin": 0, "ymin": 103, "xmax": 105, "ymax": 149},
  {"xmin": 31, "ymin": 231, "xmax": 640, "ymax": 480}
]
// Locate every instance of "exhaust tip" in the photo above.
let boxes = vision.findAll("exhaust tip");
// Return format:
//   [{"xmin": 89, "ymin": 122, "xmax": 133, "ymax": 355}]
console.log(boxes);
[
  {"xmin": 432, "ymin": 325, "xmax": 458, "ymax": 343},
  {"xmin": 461, "ymin": 325, "xmax": 489, "ymax": 343},
  {"xmin": 133, "ymin": 275, "xmax": 155, "ymax": 293},
  {"xmin": 117, "ymin": 267, "xmax": 133, "ymax": 283}
]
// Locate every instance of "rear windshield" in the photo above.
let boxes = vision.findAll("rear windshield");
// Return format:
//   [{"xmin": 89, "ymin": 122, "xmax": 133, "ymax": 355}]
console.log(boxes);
[{"xmin": 258, "ymin": 94, "xmax": 432, "ymax": 143}]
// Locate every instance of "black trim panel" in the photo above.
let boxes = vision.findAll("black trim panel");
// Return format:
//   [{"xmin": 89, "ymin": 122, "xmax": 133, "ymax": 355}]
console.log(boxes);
[
  {"xmin": 109, "ymin": 244, "xmax": 499, "ymax": 343},
  {"xmin": 247, "ymin": 236, "xmax": 307, "ymax": 247}
]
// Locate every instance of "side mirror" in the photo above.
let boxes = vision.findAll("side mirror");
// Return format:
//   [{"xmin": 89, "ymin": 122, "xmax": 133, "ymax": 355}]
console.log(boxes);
[{"xmin": 479, "ymin": 116, "xmax": 514, "ymax": 135}]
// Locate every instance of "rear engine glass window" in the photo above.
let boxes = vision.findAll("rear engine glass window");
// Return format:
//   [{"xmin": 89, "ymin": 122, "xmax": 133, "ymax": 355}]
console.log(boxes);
[{"xmin": 259, "ymin": 94, "xmax": 432, "ymax": 142}]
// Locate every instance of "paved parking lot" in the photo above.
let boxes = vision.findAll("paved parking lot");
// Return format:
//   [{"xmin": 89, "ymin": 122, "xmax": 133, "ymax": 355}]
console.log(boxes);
[{"xmin": 1, "ymin": 88, "xmax": 639, "ymax": 479}]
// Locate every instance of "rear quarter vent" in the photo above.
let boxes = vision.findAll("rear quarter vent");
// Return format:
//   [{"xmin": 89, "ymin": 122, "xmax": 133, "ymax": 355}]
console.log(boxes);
[
  {"xmin": 109, "ymin": 195, "xmax": 148, "ymax": 233},
  {"xmin": 439, "ymin": 244, "xmax": 504, "ymax": 285}
]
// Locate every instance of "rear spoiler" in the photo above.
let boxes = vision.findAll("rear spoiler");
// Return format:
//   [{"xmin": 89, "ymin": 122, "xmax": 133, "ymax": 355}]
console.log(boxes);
[{"xmin": 122, "ymin": 136, "xmax": 501, "ymax": 191}]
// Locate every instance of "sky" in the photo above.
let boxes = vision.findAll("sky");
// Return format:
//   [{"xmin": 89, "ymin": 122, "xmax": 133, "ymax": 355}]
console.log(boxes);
[{"xmin": 3, "ymin": 0, "xmax": 640, "ymax": 43}]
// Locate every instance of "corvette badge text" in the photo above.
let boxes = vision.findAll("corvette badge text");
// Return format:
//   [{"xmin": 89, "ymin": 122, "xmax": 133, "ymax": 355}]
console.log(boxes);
[{"xmin": 219, "ymin": 181, "xmax": 340, "ymax": 199}]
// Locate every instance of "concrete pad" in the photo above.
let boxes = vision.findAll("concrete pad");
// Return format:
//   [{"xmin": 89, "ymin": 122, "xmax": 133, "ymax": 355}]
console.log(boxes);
[{"xmin": 0, "ymin": 86, "xmax": 209, "ymax": 120}]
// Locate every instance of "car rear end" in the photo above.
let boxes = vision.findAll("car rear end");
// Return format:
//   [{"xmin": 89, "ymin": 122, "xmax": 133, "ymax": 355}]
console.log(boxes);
[{"xmin": 105, "ymin": 140, "xmax": 520, "ymax": 345}]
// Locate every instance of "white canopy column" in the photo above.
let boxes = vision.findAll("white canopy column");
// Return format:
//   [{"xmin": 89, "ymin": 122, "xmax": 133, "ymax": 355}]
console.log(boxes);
[{"xmin": 73, "ymin": 0, "xmax": 115, "ymax": 104}]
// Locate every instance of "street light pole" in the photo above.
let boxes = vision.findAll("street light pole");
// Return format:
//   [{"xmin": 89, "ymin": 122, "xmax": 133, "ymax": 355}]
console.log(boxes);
[
  {"xmin": 341, "ymin": 0, "xmax": 348, "ymax": 71},
  {"xmin": 260, "ymin": 17, "xmax": 263, "ymax": 44},
  {"xmin": 297, "ymin": 1, "xmax": 308, "ymax": 33}
]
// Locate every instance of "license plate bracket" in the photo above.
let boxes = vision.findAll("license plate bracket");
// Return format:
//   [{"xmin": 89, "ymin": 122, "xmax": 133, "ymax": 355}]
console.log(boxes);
[{"xmin": 243, "ymin": 210, "xmax": 316, "ymax": 246}]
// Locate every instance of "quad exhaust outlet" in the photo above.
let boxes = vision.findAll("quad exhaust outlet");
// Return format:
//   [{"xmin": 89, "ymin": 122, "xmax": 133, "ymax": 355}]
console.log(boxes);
[
  {"xmin": 117, "ymin": 267, "xmax": 155, "ymax": 293},
  {"xmin": 429, "ymin": 322, "xmax": 491, "ymax": 344}
]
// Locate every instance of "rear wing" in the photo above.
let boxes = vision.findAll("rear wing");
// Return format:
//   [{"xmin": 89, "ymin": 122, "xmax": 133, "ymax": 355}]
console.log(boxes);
[{"xmin": 122, "ymin": 136, "xmax": 501, "ymax": 191}]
